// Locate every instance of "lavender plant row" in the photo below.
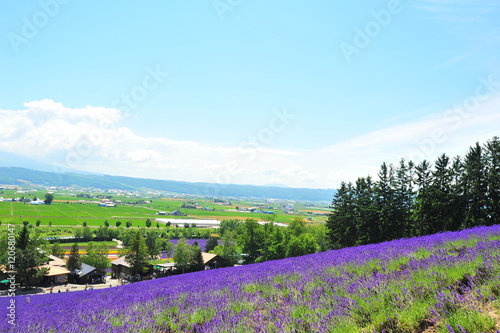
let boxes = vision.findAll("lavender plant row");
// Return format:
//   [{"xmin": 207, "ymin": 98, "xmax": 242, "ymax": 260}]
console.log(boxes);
[{"xmin": 2, "ymin": 225, "xmax": 500, "ymax": 332}]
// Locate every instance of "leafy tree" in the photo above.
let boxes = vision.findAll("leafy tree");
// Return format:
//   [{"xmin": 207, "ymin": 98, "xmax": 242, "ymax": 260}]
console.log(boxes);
[
  {"xmin": 205, "ymin": 237, "xmax": 219, "ymax": 252},
  {"xmin": 104, "ymin": 220, "xmax": 109, "ymax": 227},
  {"xmin": 83, "ymin": 221, "xmax": 87, "ymax": 227},
  {"xmin": 307, "ymin": 224, "xmax": 330, "ymax": 251},
  {"xmin": 51, "ymin": 242, "xmax": 65, "ymax": 258},
  {"xmin": 238, "ymin": 219, "xmax": 265, "ymax": 263},
  {"xmin": 49, "ymin": 221, "xmax": 52, "ymax": 227},
  {"xmin": 95, "ymin": 226, "xmax": 110, "ymax": 241},
  {"xmin": 288, "ymin": 217, "xmax": 306, "ymax": 237},
  {"xmin": 219, "ymin": 219, "xmax": 242, "ymax": 235},
  {"xmin": 115, "ymin": 221, "xmax": 122, "ymax": 227},
  {"xmin": 15, "ymin": 226, "xmax": 49, "ymax": 288},
  {"xmin": 211, "ymin": 230, "xmax": 240, "ymax": 266},
  {"xmin": 23, "ymin": 220, "xmax": 29, "ymax": 226},
  {"xmin": 81, "ymin": 242, "xmax": 109, "ymax": 270},
  {"xmin": 82, "ymin": 227, "xmax": 93, "ymax": 242},
  {"xmin": 126, "ymin": 221, "xmax": 132, "ymax": 228},
  {"xmin": 36, "ymin": 220, "xmax": 41, "ymax": 227},
  {"xmin": 67, "ymin": 243, "xmax": 82, "ymax": 272},
  {"xmin": 285, "ymin": 233, "xmax": 319, "ymax": 258},
  {"xmin": 190, "ymin": 242, "xmax": 204, "ymax": 272},
  {"xmin": 119, "ymin": 228, "xmax": 137, "ymax": 247},
  {"xmin": 145, "ymin": 219, "xmax": 152, "ymax": 228},
  {"xmin": 145, "ymin": 230, "xmax": 161, "ymax": 258},
  {"xmin": 173, "ymin": 238, "xmax": 192, "ymax": 273},
  {"xmin": 44, "ymin": 193, "xmax": 54, "ymax": 205},
  {"xmin": 125, "ymin": 231, "xmax": 149, "ymax": 277},
  {"xmin": 261, "ymin": 222, "xmax": 286, "ymax": 261},
  {"xmin": 160, "ymin": 238, "xmax": 173, "ymax": 257}
]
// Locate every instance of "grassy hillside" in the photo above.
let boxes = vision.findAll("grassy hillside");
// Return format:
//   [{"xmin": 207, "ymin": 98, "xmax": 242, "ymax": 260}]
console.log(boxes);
[{"xmin": 2, "ymin": 225, "xmax": 500, "ymax": 332}]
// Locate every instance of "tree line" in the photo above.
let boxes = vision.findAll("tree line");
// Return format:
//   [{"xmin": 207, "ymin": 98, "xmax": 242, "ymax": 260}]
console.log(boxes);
[
  {"xmin": 207, "ymin": 218, "xmax": 329, "ymax": 265},
  {"xmin": 326, "ymin": 137, "xmax": 500, "ymax": 248}
]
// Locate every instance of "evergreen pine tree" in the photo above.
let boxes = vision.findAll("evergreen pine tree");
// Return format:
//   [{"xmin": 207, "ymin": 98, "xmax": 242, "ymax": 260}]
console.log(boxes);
[
  {"xmin": 125, "ymin": 231, "xmax": 149, "ymax": 278},
  {"xmin": 326, "ymin": 182, "xmax": 357, "ymax": 248},
  {"xmin": 67, "ymin": 243, "xmax": 82, "ymax": 272},
  {"xmin": 414, "ymin": 160, "xmax": 432, "ymax": 235},
  {"xmin": 463, "ymin": 143, "xmax": 488, "ymax": 228},
  {"xmin": 485, "ymin": 137, "xmax": 500, "ymax": 224},
  {"xmin": 15, "ymin": 226, "xmax": 48, "ymax": 288}
]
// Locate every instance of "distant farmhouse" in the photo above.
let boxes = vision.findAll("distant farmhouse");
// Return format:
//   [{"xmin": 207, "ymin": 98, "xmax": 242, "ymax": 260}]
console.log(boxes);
[
  {"xmin": 30, "ymin": 200, "xmax": 45, "ymax": 205},
  {"xmin": 39, "ymin": 255, "xmax": 71, "ymax": 285}
]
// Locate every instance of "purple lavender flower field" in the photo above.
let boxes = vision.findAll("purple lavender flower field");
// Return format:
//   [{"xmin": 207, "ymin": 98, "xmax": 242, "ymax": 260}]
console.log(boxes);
[{"xmin": 3, "ymin": 226, "xmax": 500, "ymax": 332}]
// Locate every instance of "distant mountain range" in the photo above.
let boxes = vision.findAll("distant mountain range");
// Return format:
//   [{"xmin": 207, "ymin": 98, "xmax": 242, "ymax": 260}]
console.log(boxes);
[
  {"xmin": 0, "ymin": 166, "xmax": 334, "ymax": 202},
  {"xmin": 0, "ymin": 151, "xmax": 88, "ymax": 174},
  {"xmin": 0, "ymin": 150, "xmax": 334, "ymax": 201}
]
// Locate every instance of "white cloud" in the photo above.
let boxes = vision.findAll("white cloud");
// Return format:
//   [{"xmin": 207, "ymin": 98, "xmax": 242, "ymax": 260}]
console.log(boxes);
[{"xmin": 1, "ymin": 95, "xmax": 500, "ymax": 190}]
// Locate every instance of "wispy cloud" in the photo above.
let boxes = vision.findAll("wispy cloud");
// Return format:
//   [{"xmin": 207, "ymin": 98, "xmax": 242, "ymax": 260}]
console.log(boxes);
[
  {"xmin": 1, "ymin": 93, "xmax": 499, "ymax": 189},
  {"xmin": 413, "ymin": 0, "xmax": 500, "ymax": 21},
  {"xmin": 432, "ymin": 51, "xmax": 473, "ymax": 69}
]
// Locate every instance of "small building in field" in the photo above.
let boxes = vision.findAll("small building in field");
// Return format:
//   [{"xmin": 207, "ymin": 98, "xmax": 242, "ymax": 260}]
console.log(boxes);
[
  {"xmin": 169, "ymin": 210, "xmax": 183, "ymax": 216},
  {"xmin": 42, "ymin": 265, "xmax": 71, "ymax": 284},
  {"xmin": 111, "ymin": 256, "xmax": 152, "ymax": 281},
  {"xmin": 30, "ymin": 200, "xmax": 45, "ymax": 205},
  {"xmin": 111, "ymin": 256, "xmax": 132, "ymax": 280},
  {"xmin": 37, "ymin": 255, "xmax": 70, "ymax": 285},
  {"xmin": 201, "ymin": 252, "xmax": 228, "ymax": 269}
]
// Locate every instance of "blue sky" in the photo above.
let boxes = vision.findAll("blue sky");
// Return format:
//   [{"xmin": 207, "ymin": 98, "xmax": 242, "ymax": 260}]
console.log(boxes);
[{"xmin": 1, "ymin": 0, "xmax": 499, "ymax": 189}]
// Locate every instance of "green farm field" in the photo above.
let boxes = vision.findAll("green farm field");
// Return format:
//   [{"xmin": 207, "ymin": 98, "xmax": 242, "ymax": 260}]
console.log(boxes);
[
  {"xmin": 0, "ymin": 201, "xmax": 158, "ymax": 226},
  {"xmin": 0, "ymin": 193, "xmax": 327, "ymax": 227}
]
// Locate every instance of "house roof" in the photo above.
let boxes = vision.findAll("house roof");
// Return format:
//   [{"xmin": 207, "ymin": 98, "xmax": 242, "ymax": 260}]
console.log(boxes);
[
  {"xmin": 74, "ymin": 263, "xmax": 105, "ymax": 277},
  {"xmin": 201, "ymin": 252, "xmax": 218, "ymax": 264},
  {"xmin": 111, "ymin": 256, "xmax": 131, "ymax": 268},
  {"xmin": 155, "ymin": 263, "xmax": 176, "ymax": 268},
  {"xmin": 79, "ymin": 263, "xmax": 95, "ymax": 276},
  {"xmin": 41, "ymin": 265, "xmax": 71, "ymax": 277},
  {"xmin": 47, "ymin": 255, "xmax": 66, "ymax": 267}
]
